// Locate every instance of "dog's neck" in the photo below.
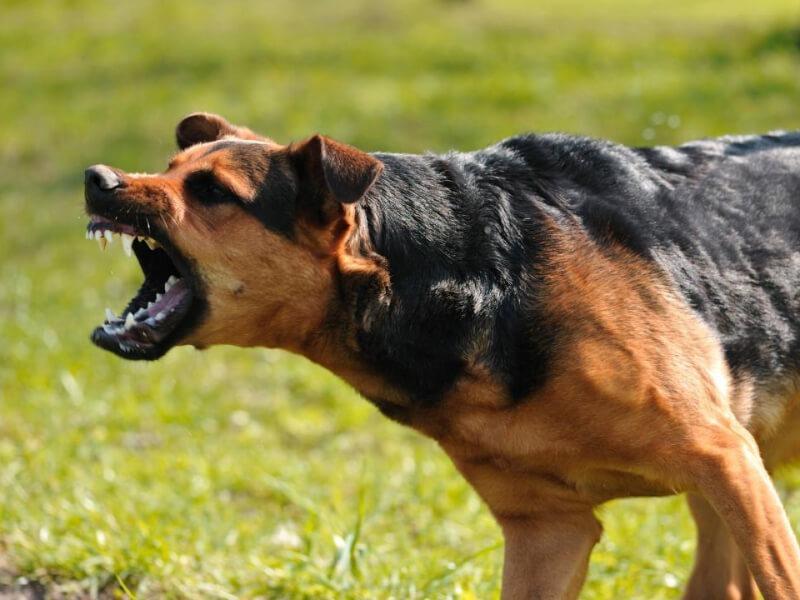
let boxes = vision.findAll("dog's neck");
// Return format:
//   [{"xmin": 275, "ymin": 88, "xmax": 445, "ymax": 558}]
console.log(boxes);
[
  {"xmin": 299, "ymin": 192, "xmax": 414, "ymax": 419},
  {"xmin": 300, "ymin": 151, "xmax": 540, "ymax": 420}
]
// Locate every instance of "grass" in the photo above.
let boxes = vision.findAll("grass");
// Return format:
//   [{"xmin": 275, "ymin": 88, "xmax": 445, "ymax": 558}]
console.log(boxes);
[{"xmin": 2, "ymin": 0, "xmax": 800, "ymax": 597}]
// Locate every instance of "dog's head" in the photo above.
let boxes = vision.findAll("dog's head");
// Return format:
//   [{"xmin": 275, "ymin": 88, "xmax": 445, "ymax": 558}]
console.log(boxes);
[{"xmin": 84, "ymin": 112, "xmax": 383, "ymax": 360}]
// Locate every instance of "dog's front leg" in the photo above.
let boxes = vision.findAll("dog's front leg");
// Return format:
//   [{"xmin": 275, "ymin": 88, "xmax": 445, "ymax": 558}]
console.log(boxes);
[
  {"xmin": 497, "ymin": 510, "xmax": 602, "ymax": 600},
  {"xmin": 684, "ymin": 492, "xmax": 756, "ymax": 600},
  {"xmin": 687, "ymin": 422, "xmax": 800, "ymax": 600}
]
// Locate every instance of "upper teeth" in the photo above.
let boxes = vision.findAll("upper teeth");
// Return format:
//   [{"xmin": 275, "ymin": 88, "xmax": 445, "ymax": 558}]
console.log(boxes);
[
  {"xmin": 86, "ymin": 227, "xmax": 160, "ymax": 255},
  {"xmin": 121, "ymin": 233, "xmax": 134, "ymax": 256}
]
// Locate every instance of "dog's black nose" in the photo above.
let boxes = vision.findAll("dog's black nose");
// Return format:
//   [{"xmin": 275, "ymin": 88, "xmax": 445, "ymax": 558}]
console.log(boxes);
[{"xmin": 85, "ymin": 165, "xmax": 122, "ymax": 191}]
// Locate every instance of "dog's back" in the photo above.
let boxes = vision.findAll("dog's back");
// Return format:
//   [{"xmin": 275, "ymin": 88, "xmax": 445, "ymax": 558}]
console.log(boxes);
[{"xmin": 502, "ymin": 132, "xmax": 800, "ymax": 433}]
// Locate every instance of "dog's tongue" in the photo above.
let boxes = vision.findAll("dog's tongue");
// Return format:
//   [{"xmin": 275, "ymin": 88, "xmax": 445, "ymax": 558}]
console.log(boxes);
[
  {"xmin": 101, "ymin": 276, "xmax": 190, "ymax": 343},
  {"xmin": 141, "ymin": 277, "xmax": 188, "ymax": 320}
]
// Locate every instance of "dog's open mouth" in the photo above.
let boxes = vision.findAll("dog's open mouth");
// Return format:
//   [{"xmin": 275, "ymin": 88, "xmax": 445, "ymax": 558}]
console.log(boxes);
[{"xmin": 87, "ymin": 215, "xmax": 196, "ymax": 359}]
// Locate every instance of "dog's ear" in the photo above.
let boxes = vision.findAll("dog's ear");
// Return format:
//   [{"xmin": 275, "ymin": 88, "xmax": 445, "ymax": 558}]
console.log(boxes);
[
  {"xmin": 175, "ymin": 112, "xmax": 265, "ymax": 149},
  {"xmin": 291, "ymin": 135, "xmax": 383, "ymax": 210}
]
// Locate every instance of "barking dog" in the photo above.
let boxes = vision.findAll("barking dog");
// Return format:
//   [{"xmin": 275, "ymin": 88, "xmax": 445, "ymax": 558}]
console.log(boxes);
[{"xmin": 84, "ymin": 113, "xmax": 800, "ymax": 599}]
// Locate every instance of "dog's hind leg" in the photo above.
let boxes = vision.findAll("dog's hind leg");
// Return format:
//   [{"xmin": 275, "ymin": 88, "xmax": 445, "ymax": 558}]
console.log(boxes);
[
  {"xmin": 684, "ymin": 492, "xmax": 756, "ymax": 600},
  {"xmin": 497, "ymin": 510, "xmax": 602, "ymax": 600},
  {"xmin": 686, "ymin": 421, "xmax": 800, "ymax": 600}
]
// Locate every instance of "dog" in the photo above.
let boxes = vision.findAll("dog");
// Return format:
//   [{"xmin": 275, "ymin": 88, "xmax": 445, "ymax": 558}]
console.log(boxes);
[{"xmin": 83, "ymin": 112, "xmax": 800, "ymax": 599}]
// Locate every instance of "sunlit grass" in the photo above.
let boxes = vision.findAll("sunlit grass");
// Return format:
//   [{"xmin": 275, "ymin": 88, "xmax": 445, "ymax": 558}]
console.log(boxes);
[{"xmin": 2, "ymin": 0, "xmax": 800, "ymax": 597}]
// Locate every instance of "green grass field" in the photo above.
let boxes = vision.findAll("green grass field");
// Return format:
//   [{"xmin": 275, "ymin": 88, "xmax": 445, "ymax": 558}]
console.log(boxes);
[{"xmin": 2, "ymin": 0, "xmax": 800, "ymax": 597}]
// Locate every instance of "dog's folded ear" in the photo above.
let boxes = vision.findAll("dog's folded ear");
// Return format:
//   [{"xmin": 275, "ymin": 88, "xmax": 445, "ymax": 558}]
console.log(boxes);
[
  {"xmin": 175, "ymin": 112, "xmax": 266, "ymax": 149},
  {"xmin": 291, "ymin": 135, "xmax": 383, "ymax": 207}
]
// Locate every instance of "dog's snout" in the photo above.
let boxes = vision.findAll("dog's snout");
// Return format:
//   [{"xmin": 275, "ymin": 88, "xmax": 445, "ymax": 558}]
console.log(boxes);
[{"xmin": 85, "ymin": 165, "xmax": 122, "ymax": 192}]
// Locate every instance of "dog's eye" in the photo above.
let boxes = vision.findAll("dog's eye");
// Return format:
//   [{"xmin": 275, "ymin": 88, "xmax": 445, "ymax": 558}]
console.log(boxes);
[{"xmin": 184, "ymin": 171, "xmax": 238, "ymax": 205}]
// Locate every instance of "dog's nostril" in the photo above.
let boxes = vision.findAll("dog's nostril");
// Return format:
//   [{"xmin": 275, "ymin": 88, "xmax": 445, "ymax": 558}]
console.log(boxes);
[{"xmin": 85, "ymin": 165, "xmax": 122, "ymax": 191}]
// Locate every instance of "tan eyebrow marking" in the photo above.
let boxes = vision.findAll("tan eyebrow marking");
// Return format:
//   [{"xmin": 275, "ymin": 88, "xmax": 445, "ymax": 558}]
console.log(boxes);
[
  {"xmin": 212, "ymin": 163, "xmax": 257, "ymax": 201},
  {"xmin": 168, "ymin": 143, "xmax": 217, "ymax": 171},
  {"xmin": 205, "ymin": 148, "xmax": 269, "ymax": 201}
]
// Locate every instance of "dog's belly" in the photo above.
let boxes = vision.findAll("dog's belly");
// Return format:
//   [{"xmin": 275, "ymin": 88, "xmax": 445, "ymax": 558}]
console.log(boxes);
[
  {"xmin": 443, "ymin": 449, "xmax": 678, "ymax": 517},
  {"xmin": 571, "ymin": 468, "xmax": 677, "ymax": 500}
]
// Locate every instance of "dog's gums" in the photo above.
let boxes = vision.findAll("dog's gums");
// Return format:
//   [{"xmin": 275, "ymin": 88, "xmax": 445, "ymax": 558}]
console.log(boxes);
[{"xmin": 86, "ymin": 215, "xmax": 196, "ymax": 359}]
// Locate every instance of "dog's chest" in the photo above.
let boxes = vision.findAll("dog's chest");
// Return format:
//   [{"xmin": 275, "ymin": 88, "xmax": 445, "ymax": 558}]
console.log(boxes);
[{"xmin": 405, "ymin": 371, "xmax": 670, "ymax": 514}]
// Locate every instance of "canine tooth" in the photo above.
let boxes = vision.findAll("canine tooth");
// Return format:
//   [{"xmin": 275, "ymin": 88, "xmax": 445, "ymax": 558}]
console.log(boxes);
[
  {"xmin": 135, "ymin": 307, "xmax": 148, "ymax": 318},
  {"xmin": 155, "ymin": 293, "xmax": 163, "ymax": 301},
  {"xmin": 104, "ymin": 230, "xmax": 113, "ymax": 244},
  {"xmin": 124, "ymin": 313, "xmax": 136, "ymax": 329},
  {"xmin": 121, "ymin": 233, "xmax": 134, "ymax": 257},
  {"xmin": 105, "ymin": 308, "xmax": 116, "ymax": 322},
  {"xmin": 155, "ymin": 312, "xmax": 165, "ymax": 321}
]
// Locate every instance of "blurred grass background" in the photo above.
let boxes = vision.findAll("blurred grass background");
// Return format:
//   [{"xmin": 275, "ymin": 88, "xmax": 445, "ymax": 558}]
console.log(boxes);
[{"xmin": 2, "ymin": 0, "xmax": 800, "ymax": 597}]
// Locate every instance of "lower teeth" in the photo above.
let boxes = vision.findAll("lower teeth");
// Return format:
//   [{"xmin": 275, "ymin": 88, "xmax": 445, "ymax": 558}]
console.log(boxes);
[{"xmin": 100, "ymin": 275, "xmax": 183, "ymax": 337}]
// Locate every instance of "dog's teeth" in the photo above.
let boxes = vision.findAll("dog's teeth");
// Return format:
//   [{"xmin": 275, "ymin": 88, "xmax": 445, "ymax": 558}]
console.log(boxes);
[
  {"xmin": 121, "ymin": 233, "xmax": 134, "ymax": 257},
  {"xmin": 97, "ymin": 236, "xmax": 108, "ymax": 250},
  {"xmin": 144, "ymin": 238, "xmax": 160, "ymax": 250},
  {"xmin": 155, "ymin": 312, "xmax": 165, "ymax": 321},
  {"xmin": 155, "ymin": 293, "xmax": 163, "ymax": 301},
  {"xmin": 85, "ymin": 230, "xmax": 91, "ymax": 240},
  {"xmin": 105, "ymin": 308, "xmax": 116, "ymax": 322},
  {"xmin": 124, "ymin": 313, "xmax": 136, "ymax": 330},
  {"xmin": 164, "ymin": 275, "xmax": 178, "ymax": 292},
  {"xmin": 104, "ymin": 230, "xmax": 114, "ymax": 244}
]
